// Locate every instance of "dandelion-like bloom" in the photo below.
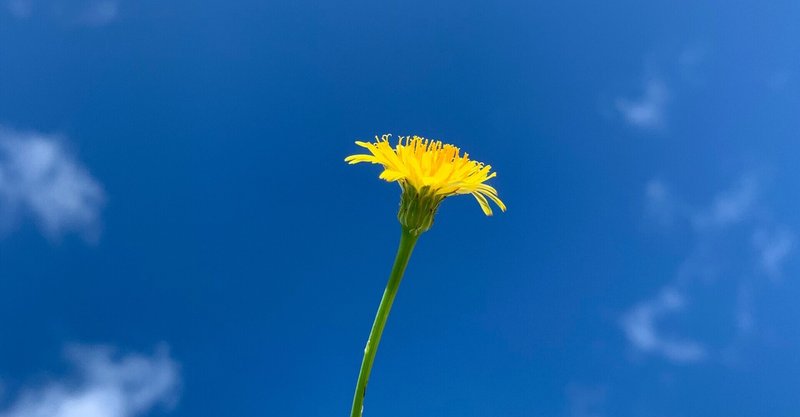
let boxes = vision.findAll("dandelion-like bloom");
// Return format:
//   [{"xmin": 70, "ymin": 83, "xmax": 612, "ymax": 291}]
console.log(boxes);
[
  {"xmin": 345, "ymin": 134, "xmax": 505, "ymax": 417},
  {"xmin": 346, "ymin": 134, "xmax": 506, "ymax": 234}
]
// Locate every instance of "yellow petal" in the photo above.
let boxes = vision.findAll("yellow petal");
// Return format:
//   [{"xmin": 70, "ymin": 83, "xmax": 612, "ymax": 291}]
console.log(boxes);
[{"xmin": 346, "ymin": 135, "xmax": 506, "ymax": 216}]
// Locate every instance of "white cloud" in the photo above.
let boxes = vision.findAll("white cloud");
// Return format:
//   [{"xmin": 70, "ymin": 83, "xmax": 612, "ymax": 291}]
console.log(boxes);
[
  {"xmin": 692, "ymin": 176, "xmax": 758, "ymax": 230},
  {"xmin": 620, "ymin": 288, "xmax": 706, "ymax": 363},
  {"xmin": 615, "ymin": 78, "xmax": 669, "ymax": 130},
  {"xmin": 0, "ymin": 126, "xmax": 105, "ymax": 241},
  {"xmin": 753, "ymin": 228, "xmax": 794, "ymax": 279},
  {"xmin": 645, "ymin": 177, "xmax": 760, "ymax": 233},
  {"xmin": 623, "ymin": 175, "xmax": 795, "ymax": 363},
  {"xmin": 0, "ymin": 345, "xmax": 179, "ymax": 417}
]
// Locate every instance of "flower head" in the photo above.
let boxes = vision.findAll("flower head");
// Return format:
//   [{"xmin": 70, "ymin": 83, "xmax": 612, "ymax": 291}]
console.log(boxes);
[{"xmin": 346, "ymin": 134, "xmax": 506, "ymax": 234}]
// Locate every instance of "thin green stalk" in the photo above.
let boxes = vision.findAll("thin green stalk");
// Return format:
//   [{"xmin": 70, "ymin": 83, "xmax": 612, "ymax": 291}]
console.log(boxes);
[{"xmin": 350, "ymin": 227, "xmax": 419, "ymax": 417}]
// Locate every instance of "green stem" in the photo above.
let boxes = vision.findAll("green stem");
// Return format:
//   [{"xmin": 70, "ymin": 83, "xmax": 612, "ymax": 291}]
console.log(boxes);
[{"xmin": 350, "ymin": 227, "xmax": 419, "ymax": 417}]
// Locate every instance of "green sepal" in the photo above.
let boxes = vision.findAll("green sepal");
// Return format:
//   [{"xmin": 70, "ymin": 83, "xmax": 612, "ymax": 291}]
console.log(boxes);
[{"xmin": 397, "ymin": 183, "xmax": 444, "ymax": 235}]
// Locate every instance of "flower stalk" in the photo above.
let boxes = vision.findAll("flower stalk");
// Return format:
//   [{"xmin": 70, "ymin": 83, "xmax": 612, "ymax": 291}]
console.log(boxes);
[
  {"xmin": 346, "ymin": 134, "xmax": 505, "ymax": 416},
  {"xmin": 349, "ymin": 227, "xmax": 419, "ymax": 417}
]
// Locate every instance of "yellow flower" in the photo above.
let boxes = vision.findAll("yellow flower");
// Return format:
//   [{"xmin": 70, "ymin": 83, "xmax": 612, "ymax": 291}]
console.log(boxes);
[
  {"xmin": 346, "ymin": 134, "xmax": 508, "ymax": 417},
  {"xmin": 345, "ymin": 134, "xmax": 506, "ymax": 219}
]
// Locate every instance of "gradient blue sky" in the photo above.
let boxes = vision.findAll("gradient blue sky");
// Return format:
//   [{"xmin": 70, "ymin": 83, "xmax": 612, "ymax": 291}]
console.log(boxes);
[{"xmin": 1, "ymin": 1, "xmax": 799, "ymax": 417}]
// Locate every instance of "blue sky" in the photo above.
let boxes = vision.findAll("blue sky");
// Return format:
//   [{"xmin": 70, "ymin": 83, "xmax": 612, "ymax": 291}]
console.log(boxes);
[{"xmin": 1, "ymin": 1, "xmax": 799, "ymax": 416}]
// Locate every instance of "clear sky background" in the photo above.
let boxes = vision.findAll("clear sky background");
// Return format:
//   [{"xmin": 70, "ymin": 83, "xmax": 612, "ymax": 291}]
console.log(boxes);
[{"xmin": 1, "ymin": 1, "xmax": 799, "ymax": 417}]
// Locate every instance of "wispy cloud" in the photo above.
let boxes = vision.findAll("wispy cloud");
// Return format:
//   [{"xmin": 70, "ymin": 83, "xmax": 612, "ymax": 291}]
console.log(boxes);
[
  {"xmin": 614, "ymin": 45, "xmax": 711, "ymax": 130},
  {"xmin": 0, "ymin": 345, "xmax": 179, "ymax": 417},
  {"xmin": 692, "ymin": 176, "xmax": 758, "ymax": 230},
  {"xmin": 0, "ymin": 126, "xmax": 105, "ymax": 241},
  {"xmin": 3, "ymin": 0, "xmax": 119, "ymax": 26},
  {"xmin": 753, "ymin": 227, "xmax": 795, "ymax": 280},
  {"xmin": 620, "ymin": 288, "xmax": 706, "ymax": 363},
  {"xmin": 615, "ymin": 78, "xmax": 669, "ymax": 130},
  {"xmin": 623, "ymin": 175, "xmax": 794, "ymax": 363}
]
